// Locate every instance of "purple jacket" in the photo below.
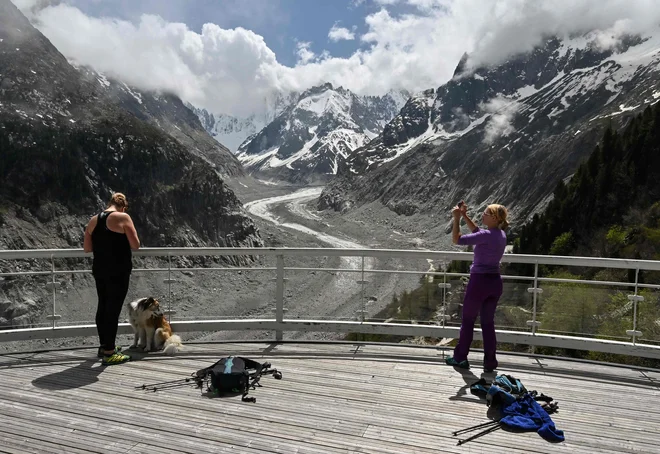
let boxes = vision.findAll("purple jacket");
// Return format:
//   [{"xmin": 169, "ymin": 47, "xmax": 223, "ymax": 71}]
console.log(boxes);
[{"xmin": 457, "ymin": 227, "xmax": 507, "ymax": 274}]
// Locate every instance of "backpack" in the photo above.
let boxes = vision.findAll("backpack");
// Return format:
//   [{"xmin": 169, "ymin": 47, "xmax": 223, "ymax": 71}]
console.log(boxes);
[
  {"xmin": 194, "ymin": 356, "xmax": 282, "ymax": 403},
  {"xmin": 470, "ymin": 374, "xmax": 528, "ymax": 406}
]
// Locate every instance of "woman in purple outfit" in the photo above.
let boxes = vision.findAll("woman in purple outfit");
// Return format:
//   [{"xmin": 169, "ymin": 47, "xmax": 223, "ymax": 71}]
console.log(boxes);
[{"xmin": 446, "ymin": 201, "xmax": 509, "ymax": 372}]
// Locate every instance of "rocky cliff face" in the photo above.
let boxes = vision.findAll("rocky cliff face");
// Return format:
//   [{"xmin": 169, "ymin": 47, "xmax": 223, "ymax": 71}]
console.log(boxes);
[
  {"xmin": 322, "ymin": 32, "xmax": 660, "ymax": 225},
  {"xmin": 0, "ymin": 0, "xmax": 260, "ymax": 251},
  {"xmin": 75, "ymin": 67, "xmax": 244, "ymax": 177}
]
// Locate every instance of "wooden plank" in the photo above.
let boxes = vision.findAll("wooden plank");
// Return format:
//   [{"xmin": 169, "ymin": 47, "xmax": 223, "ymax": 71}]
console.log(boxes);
[
  {"xmin": 0, "ymin": 386, "xmax": 374, "ymax": 454},
  {"xmin": 0, "ymin": 426, "xmax": 98, "ymax": 454}
]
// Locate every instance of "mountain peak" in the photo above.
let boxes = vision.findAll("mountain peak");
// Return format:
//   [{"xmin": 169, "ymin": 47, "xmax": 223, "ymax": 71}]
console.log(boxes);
[
  {"xmin": 452, "ymin": 52, "xmax": 470, "ymax": 78},
  {"xmin": 298, "ymin": 82, "xmax": 336, "ymax": 100},
  {"xmin": 236, "ymin": 85, "xmax": 407, "ymax": 181}
]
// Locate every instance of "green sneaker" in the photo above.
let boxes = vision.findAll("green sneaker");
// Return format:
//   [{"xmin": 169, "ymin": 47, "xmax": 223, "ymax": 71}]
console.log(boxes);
[
  {"xmin": 445, "ymin": 356, "xmax": 470, "ymax": 369},
  {"xmin": 102, "ymin": 351, "xmax": 131, "ymax": 365},
  {"xmin": 97, "ymin": 346, "xmax": 122, "ymax": 358}
]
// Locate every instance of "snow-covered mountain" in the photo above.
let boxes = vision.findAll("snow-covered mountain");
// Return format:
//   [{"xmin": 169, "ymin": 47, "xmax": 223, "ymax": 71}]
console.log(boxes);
[
  {"xmin": 321, "ymin": 31, "xmax": 660, "ymax": 222},
  {"xmin": 235, "ymin": 83, "xmax": 409, "ymax": 182},
  {"xmin": 187, "ymin": 92, "xmax": 296, "ymax": 153}
]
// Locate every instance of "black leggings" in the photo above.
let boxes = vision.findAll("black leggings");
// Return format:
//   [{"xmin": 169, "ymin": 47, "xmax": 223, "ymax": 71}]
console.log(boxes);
[{"xmin": 94, "ymin": 272, "xmax": 131, "ymax": 351}]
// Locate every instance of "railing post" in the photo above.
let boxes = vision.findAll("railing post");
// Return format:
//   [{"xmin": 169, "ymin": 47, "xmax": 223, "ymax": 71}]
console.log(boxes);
[
  {"xmin": 275, "ymin": 254, "xmax": 285, "ymax": 342},
  {"xmin": 167, "ymin": 253, "xmax": 172, "ymax": 316},
  {"xmin": 626, "ymin": 268, "xmax": 643, "ymax": 345},
  {"xmin": 438, "ymin": 261, "xmax": 451, "ymax": 328},
  {"xmin": 527, "ymin": 262, "xmax": 542, "ymax": 335},
  {"xmin": 44, "ymin": 254, "xmax": 62, "ymax": 328},
  {"xmin": 359, "ymin": 256, "xmax": 366, "ymax": 323},
  {"xmin": 163, "ymin": 252, "xmax": 177, "ymax": 318},
  {"xmin": 50, "ymin": 255, "xmax": 57, "ymax": 328},
  {"xmin": 442, "ymin": 263, "xmax": 447, "ymax": 327},
  {"xmin": 355, "ymin": 256, "xmax": 369, "ymax": 328}
]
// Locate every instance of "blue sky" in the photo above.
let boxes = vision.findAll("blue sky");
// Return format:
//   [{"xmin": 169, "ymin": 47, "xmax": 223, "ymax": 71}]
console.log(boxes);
[{"xmin": 66, "ymin": 0, "xmax": 417, "ymax": 67}]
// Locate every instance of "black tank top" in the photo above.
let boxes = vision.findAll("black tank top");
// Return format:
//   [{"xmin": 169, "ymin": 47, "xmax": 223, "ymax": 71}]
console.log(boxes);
[{"xmin": 91, "ymin": 211, "xmax": 132, "ymax": 275}]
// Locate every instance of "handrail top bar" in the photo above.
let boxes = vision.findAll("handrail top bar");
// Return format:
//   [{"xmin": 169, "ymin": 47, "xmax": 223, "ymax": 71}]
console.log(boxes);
[{"xmin": 0, "ymin": 247, "xmax": 659, "ymax": 270}]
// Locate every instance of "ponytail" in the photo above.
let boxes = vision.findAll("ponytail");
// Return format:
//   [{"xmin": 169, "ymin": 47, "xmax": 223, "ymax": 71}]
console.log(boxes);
[{"xmin": 487, "ymin": 204, "xmax": 509, "ymax": 231}]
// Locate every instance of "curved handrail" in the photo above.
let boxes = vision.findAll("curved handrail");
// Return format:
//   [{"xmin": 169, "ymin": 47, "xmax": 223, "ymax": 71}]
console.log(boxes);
[
  {"xmin": 1, "ymin": 247, "xmax": 660, "ymax": 270},
  {"xmin": 1, "ymin": 247, "xmax": 658, "ymax": 360}
]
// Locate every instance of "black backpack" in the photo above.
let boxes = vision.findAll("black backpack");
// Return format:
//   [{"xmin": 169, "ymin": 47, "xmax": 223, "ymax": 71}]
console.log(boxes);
[{"xmin": 194, "ymin": 356, "xmax": 282, "ymax": 403}]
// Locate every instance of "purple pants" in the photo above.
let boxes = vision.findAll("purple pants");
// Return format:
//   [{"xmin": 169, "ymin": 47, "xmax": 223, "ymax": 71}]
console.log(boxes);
[{"xmin": 453, "ymin": 273, "xmax": 503, "ymax": 369}]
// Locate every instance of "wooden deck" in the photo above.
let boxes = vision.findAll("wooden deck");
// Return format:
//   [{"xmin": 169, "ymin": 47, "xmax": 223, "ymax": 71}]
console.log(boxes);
[{"xmin": 0, "ymin": 342, "xmax": 657, "ymax": 453}]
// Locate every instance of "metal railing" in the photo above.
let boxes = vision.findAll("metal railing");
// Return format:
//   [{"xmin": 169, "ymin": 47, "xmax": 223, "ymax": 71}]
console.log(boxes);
[{"xmin": 1, "ymin": 247, "xmax": 659, "ymax": 359}]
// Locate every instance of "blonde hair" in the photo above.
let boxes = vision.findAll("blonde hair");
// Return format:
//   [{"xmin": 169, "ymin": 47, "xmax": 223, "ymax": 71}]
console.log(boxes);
[
  {"xmin": 108, "ymin": 192, "xmax": 128, "ymax": 210},
  {"xmin": 487, "ymin": 204, "xmax": 509, "ymax": 230}
]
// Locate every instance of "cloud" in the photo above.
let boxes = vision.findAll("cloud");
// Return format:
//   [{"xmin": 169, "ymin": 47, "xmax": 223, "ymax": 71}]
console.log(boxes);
[
  {"xmin": 480, "ymin": 97, "xmax": 520, "ymax": 144},
  {"xmin": 328, "ymin": 23, "xmax": 355, "ymax": 42},
  {"xmin": 295, "ymin": 41, "xmax": 316, "ymax": 64},
  {"xmin": 464, "ymin": 0, "xmax": 660, "ymax": 69},
  {"xmin": 12, "ymin": 0, "xmax": 660, "ymax": 117}
]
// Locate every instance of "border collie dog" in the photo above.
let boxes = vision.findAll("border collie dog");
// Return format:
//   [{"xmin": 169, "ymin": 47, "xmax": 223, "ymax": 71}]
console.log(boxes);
[{"xmin": 128, "ymin": 297, "xmax": 182, "ymax": 355}]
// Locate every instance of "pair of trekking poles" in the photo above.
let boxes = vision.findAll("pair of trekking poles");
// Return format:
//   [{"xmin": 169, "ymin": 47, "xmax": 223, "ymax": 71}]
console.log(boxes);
[
  {"xmin": 452, "ymin": 399, "xmax": 559, "ymax": 445},
  {"xmin": 452, "ymin": 419, "xmax": 502, "ymax": 445}
]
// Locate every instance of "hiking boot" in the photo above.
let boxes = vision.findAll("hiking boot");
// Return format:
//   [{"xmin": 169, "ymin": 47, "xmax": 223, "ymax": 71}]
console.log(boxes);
[
  {"xmin": 97, "ymin": 346, "xmax": 122, "ymax": 358},
  {"xmin": 102, "ymin": 351, "xmax": 131, "ymax": 365},
  {"xmin": 446, "ymin": 356, "xmax": 470, "ymax": 369}
]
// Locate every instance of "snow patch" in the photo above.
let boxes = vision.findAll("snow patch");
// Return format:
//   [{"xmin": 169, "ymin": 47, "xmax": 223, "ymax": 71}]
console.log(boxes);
[
  {"xmin": 618, "ymin": 103, "xmax": 639, "ymax": 112},
  {"xmin": 296, "ymin": 90, "xmax": 352, "ymax": 117},
  {"xmin": 97, "ymin": 74, "xmax": 110, "ymax": 88},
  {"xmin": 122, "ymin": 83, "xmax": 143, "ymax": 104},
  {"xmin": 237, "ymin": 146, "xmax": 280, "ymax": 168}
]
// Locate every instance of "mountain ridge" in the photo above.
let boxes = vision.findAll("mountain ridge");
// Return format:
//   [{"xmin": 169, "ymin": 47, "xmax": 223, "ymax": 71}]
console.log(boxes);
[
  {"xmin": 320, "ymin": 30, "xmax": 660, "ymax": 227},
  {"xmin": 0, "ymin": 0, "xmax": 260, "ymax": 252}
]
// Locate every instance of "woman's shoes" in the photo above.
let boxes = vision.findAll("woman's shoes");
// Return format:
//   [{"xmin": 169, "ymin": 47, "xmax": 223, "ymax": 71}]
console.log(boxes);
[
  {"xmin": 445, "ymin": 356, "xmax": 470, "ymax": 369},
  {"xmin": 101, "ymin": 351, "xmax": 131, "ymax": 365},
  {"xmin": 97, "ymin": 346, "xmax": 122, "ymax": 358}
]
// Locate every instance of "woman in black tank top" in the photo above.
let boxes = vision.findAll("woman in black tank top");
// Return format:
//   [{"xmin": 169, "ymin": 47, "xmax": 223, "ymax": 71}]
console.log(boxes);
[
  {"xmin": 91, "ymin": 211, "xmax": 133, "ymax": 276},
  {"xmin": 84, "ymin": 193, "xmax": 140, "ymax": 365}
]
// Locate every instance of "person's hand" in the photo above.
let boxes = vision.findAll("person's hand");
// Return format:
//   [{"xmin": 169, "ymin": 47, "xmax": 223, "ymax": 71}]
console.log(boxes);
[
  {"xmin": 459, "ymin": 201, "xmax": 468, "ymax": 216},
  {"xmin": 452, "ymin": 206, "xmax": 461, "ymax": 219}
]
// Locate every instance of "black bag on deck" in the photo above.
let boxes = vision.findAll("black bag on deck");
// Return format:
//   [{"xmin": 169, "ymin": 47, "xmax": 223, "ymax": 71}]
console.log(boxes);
[{"xmin": 194, "ymin": 356, "xmax": 282, "ymax": 402}]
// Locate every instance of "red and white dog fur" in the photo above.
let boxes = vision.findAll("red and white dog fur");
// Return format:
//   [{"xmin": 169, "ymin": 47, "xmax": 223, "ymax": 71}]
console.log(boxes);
[{"xmin": 128, "ymin": 297, "xmax": 182, "ymax": 355}]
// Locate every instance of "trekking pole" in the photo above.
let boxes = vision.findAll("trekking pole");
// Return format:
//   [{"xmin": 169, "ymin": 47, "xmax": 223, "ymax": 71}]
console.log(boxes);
[
  {"xmin": 136, "ymin": 375, "xmax": 198, "ymax": 391},
  {"xmin": 452, "ymin": 419, "xmax": 499, "ymax": 436},
  {"xmin": 457, "ymin": 423, "xmax": 502, "ymax": 446}
]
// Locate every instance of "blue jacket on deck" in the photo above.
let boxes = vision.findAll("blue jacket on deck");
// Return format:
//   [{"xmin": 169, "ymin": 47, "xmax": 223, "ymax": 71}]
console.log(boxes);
[{"xmin": 500, "ymin": 394, "xmax": 565, "ymax": 443}]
